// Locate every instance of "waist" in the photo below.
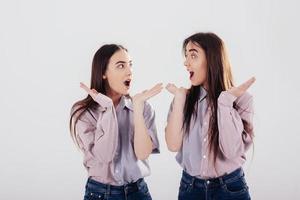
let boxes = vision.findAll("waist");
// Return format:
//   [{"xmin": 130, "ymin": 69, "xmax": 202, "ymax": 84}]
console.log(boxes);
[
  {"xmin": 182, "ymin": 167, "xmax": 245, "ymax": 187},
  {"xmin": 86, "ymin": 177, "xmax": 146, "ymax": 195}
]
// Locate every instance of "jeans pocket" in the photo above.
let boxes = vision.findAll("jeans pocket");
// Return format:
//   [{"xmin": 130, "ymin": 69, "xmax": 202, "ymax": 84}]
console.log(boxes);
[
  {"xmin": 179, "ymin": 180, "xmax": 190, "ymax": 193},
  {"xmin": 139, "ymin": 182, "xmax": 150, "ymax": 195},
  {"xmin": 222, "ymin": 176, "xmax": 249, "ymax": 196},
  {"xmin": 136, "ymin": 183, "xmax": 152, "ymax": 200}
]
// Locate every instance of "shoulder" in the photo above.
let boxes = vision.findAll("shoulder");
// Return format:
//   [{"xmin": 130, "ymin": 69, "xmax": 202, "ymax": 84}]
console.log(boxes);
[{"xmin": 70, "ymin": 103, "xmax": 98, "ymax": 124}]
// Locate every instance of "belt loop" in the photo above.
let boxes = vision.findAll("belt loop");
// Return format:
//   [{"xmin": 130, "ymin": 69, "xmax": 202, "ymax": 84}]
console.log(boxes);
[
  {"xmin": 124, "ymin": 184, "xmax": 128, "ymax": 198},
  {"xmin": 137, "ymin": 179, "xmax": 142, "ymax": 190},
  {"xmin": 187, "ymin": 177, "xmax": 195, "ymax": 192},
  {"xmin": 191, "ymin": 177, "xmax": 195, "ymax": 186},
  {"xmin": 218, "ymin": 177, "xmax": 224, "ymax": 185},
  {"xmin": 105, "ymin": 184, "xmax": 111, "ymax": 198},
  {"xmin": 240, "ymin": 168, "xmax": 244, "ymax": 177}
]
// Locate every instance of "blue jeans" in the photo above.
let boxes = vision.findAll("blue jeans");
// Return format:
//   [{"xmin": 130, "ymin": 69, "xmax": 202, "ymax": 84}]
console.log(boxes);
[
  {"xmin": 178, "ymin": 168, "xmax": 251, "ymax": 200},
  {"xmin": 84, "ymin": 178, "xmax": 152, "ymax": 200}
]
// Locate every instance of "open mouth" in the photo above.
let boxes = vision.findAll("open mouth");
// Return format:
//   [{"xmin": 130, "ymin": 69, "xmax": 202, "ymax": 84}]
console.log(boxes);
[
  {"xmin": 189, "ymin": 72, "xmax": 194, "ymax": 79},
  {"xmin": 123, "ymin": 79, "xmax": 131, "ymax": 87}
]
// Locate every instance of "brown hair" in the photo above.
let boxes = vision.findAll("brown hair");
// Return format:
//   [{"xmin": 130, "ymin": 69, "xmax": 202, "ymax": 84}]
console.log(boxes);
[
  {"xmin": 182, "ymin": 32, "xmax": 253, "ymax": 162},
  {"xmin": 69, "ymin": 44, "xmax": 127, "ymax": 147}
]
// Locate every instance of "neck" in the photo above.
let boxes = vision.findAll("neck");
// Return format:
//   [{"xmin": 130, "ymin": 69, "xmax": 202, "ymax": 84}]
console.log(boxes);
[
  {"xmin": 202, "ymin": 81, "xmax": 208, "ymax": 91},
  {"xmin": 106, "ymin": 90, "xmax": 122, "ymax": 107}
]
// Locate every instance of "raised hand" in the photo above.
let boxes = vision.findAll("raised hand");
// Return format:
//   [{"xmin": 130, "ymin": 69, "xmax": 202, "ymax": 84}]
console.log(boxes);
[
  {"xmin": 166, "ymin": 83, "xmax": 187, "ymax": 99},
  {"xmin": 132, "ymin": 83, "xmax": 163, "ymax": 110},
  {"xmin": 80, "ymin": 82, "xmax": 99, "ymax": 100},
  {"xmin": 228, "ymin": 77, "xmax": 256, "ymax": 97}
]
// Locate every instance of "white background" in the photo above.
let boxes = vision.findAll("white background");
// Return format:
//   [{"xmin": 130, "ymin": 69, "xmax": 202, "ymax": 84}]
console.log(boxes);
[{"xmin": 1, "ymin": 0, "xmax": 299, "ymax": 199}]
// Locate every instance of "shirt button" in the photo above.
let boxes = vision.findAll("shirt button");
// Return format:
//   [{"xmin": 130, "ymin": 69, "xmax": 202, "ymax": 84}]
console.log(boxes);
[
  {"xmin": 207, "ymin": 180, "xmax": 210, "ymax": 184},
  {"xmin": 115, "ymin": 169, "xmax": 119, "ymax": 173},
  {"xmin": 203, "ymin": 122, "xmax": 207, "ymax": 126},
  {"xmin": 203, "ymin": 138, "xmax": 207, "ymax": 142},
  {"xmin": 203, "ymin": 155, "xmax": 206, "ymax": 159}
]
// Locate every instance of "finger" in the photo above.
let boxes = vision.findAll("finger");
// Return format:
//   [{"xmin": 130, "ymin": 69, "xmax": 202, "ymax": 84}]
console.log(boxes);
[
  {"xmin": 91, "ymin": 89, "xmax": 98, "ymax": 94},
  {"xmin": 147, "ymin": 83, "xmax": 164, "ymax": 95},
  {"xmin": 166, "ymin": 83, "xmax": 173, "ymax": 87},
  {"xmin": 141, "ymin": 83, "xmax": 162, "ymax": 97},
  {"xmin": 165, "ymin": 83, "xmax": 177, "ymax": 93},
  {"xmin": 151, "ymin": 83, "xmax": 163, "ymax": 92},
  {"xmin": 144, "ymin": 89, "xmax": 163, "ymax": 100},
  {"xmin": 239, "ymin": 77, "xmax": 256, "ymax": 91},
  {"xmin": 166, "ymin": 83, "xmax": 175, "ymax": 88},
  {"xmin": 165, "ymin": 84, "xmax": 170, "ymax": 89},
  {"xmin": 148, "ymin": 83, "xmax": 163, "ymax": 92},
  {"xmin": 144, "ymin": 86, "xmax": 163, "ymax": 99},
  {"xmin": 80, "ymin": 82, "xmax": 91, "ymax": 93},
  {"xmin": 150, "ymin": 85, "xmax": 164, "ymax": 95}
]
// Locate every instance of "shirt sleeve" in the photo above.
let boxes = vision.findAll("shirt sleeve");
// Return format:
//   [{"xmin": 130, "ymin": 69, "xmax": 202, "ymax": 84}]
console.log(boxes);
[
  {"xmin": 73, "ymin": 93, "xmax": 119, "ymax": 164},
  {"xmin": 143, "ymin": 102, "xmax": 160, "ymax": 154},
  {"xmin": 217, "ymin": 91, "xmax": 254, "ymax": 159}
]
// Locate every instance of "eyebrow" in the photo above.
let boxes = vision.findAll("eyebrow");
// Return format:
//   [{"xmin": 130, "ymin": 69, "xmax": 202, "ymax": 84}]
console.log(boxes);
[
  {"xmin": 186, "ymin": 49, "xmax": 198, "ymax": 53},
  {"xmin": 115, "ymin": 60, "xmax": 132, "ymax": 65}
]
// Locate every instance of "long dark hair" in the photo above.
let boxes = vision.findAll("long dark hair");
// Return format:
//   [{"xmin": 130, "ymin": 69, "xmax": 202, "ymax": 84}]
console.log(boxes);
[
  {"xmin": 182, "ymin": 32, "xmax": 253, "ymax": 162},
  {"xmin": 69, "ymin": 44, "xmax": 127, "ymax": 147}
]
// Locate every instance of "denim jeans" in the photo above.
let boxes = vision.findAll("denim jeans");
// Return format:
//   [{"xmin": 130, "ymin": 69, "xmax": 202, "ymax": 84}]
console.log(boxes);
[
  {"xmin": 84, "ymin": 178, "xmax": 152, "ymax": 200},
  {"xmin": 178, "ymin": 168, "xmax": 251, "ymax": 200}
]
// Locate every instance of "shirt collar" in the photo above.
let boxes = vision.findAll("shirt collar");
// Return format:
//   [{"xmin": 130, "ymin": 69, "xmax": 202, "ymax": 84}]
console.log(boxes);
[
  {"xmin": 198, "ymin": 86, "xmax": 207, "ymax": 102},
  {"xmin": 117, "ymin": 95, "xmax": 134, "ymax": 111}
]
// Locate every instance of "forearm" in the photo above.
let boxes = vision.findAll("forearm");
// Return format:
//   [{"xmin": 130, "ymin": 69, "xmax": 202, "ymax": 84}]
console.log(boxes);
[
  {"xmin": 165, "ymin": 96, "xmax": 185, "ymax": 152},
  {"xmin": 133, "ymin": 107, "xmax": 153, "ymax": 160},
  {"xmin": 76, "ymin": 111, "xmax": 118, "ymax": 163},
  {"xmin": 217, "ymin": 91, "xmax": 251, "ymax": 159}
]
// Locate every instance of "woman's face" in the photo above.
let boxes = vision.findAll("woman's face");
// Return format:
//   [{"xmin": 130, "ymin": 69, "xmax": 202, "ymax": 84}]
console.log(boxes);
[
  {"xmin": 184, "ymin": 41, "xmax": 208, "ymax": 87},
  {"xmin": 104, "ymin": 49, "xmax": 133, "ymax": 95}
]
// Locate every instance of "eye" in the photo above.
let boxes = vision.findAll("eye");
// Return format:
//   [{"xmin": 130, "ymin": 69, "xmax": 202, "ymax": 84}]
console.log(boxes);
[
  {"xmin": 191, "ymin": 54, "xmax": 197, "ymax": 59},
  {"xmin": 117, "ymin": 64, "xmax": 125, "ymax": 69}
]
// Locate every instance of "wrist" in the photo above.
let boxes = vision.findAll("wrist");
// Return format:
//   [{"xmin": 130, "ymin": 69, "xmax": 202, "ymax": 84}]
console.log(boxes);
[
  {"xmin": 133, "ymin": 103, "xmax": 144, "ymax": 114},
  {"xmin": 174, "ymin": 93, "xmax": 186, "ymax": 104}
]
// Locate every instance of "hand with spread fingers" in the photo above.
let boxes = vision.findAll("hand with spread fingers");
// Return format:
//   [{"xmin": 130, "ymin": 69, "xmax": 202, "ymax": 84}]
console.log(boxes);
[
  {"xmin": 80, "ymin": 82, "xmax": 99, "ymax": 100},
  {"xmin": 165, "ymin": 83, "xmax": 188, "ymax": 99},
  {"xmin": 228, "ymin": 77, "xmax": 256, "ymax": 97},
  {"xmin": 132, "ymin": 83, "xmax": 163, "ymax": 111}
]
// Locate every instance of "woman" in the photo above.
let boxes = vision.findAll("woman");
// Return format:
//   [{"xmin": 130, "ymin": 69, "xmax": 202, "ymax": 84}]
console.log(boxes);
[
  {"xmin": 70, "ymin": 44, "xmax": 161, "ymax": 200},
  {"xmin": 165, "ymin": 32, "xmax": 255, "ymax": 200}
]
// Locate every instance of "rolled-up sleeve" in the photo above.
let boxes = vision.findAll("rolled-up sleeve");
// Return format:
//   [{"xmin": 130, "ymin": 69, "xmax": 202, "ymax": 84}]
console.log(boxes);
[
  {"xmin": 217, "ymin": 91, "xmax": 254, "ymax": 159},
  {"xmin": 74, "ymin": 93, "xmax": 119, "ymax": 164},
  {"xmin": 143, "ymin": 102, "xmax": 160, "ymax": 154}
]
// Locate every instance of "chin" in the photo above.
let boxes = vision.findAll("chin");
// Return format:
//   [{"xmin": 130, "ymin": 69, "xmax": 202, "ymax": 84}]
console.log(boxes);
[
  {"xmin": 122, "ymin": 89, "xmax": 130, "ymax": 95},
  {"xmin": 191, "ymin": 79, "xmax": 205, "ymax": 87},
  {"xmin": 190, "ymin": 81, "xmax": 201, "ymax": 86}
]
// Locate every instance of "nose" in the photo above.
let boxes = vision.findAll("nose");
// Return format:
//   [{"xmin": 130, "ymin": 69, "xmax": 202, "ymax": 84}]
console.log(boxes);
[
  {"xmin": 184, "ymin": 58, "xmax": 190, "ymax": 69},
  {"xmin": 126, "ymin": 64, "xmax": 133, "ymax": 75}
]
